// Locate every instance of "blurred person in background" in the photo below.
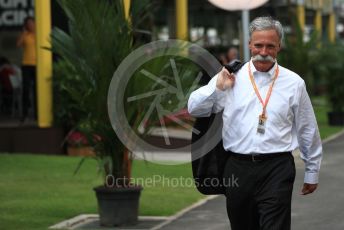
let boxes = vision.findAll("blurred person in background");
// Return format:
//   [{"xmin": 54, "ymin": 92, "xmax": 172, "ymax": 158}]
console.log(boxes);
[
  {"xmin": 226, "ymin": 46, "xmax": 239, "ymax": 64},
  {"xmin": 17, "ymin": 16, "xmax": 36, "ymax": 122},
  {"xmin": 0, "ymin": 57, "xmax": 22, "ymax": 117}
]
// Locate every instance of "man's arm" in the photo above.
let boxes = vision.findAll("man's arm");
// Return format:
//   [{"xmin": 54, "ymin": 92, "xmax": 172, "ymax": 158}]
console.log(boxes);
[
  {"xmin": 293, "ymin": 81, "xmax": 323, "ymax": 195},
  {"xmin": 188, "ymin": 68, "xmax": 234, "ymax": 117}
]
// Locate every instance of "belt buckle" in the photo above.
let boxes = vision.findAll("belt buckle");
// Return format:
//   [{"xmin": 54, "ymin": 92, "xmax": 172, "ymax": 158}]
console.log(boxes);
[{"xmin": 251, "ymin": 154, "xmax": 260, "ymax": 162}]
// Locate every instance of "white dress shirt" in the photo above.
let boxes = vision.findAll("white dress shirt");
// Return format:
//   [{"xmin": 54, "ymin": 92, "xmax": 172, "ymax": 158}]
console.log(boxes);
[{"xmin": 188, "ymin": 60, "xmax": 322, "ymax": 184}]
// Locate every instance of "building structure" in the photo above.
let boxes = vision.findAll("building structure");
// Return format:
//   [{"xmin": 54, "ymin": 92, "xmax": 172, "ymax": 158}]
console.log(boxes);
[{"xmin": 0, "ymin": 0, "xmax": 341, "ymax": 153}]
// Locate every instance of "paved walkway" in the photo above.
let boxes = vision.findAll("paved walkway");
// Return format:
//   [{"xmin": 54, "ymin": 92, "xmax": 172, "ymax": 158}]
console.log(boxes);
[{"xmin": 156, "ymin": 132, "xmax": 344, "ymax": 230}]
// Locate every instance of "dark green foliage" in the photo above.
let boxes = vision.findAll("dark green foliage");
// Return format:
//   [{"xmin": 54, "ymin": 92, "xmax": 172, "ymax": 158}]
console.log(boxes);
[
  {"xmin": 314, "ymin": 43, "xmax": 344, "ymax": 112},
  {"xmin": 278, "ymin": 17, "xmax": 319, "ymax": 96},
  {"xmin": 51, "ymin": 0, "xmax": 201, "ymax": 184},
  {"xmin": 51, "ymin": 0, "xmax": 136, "ymax": 182}
]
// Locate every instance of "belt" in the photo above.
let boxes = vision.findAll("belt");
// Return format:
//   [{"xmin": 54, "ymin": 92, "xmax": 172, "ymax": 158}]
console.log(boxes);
[{"xmin": 229, "ymin": 151, "xmax": 291, "ymax": 162}]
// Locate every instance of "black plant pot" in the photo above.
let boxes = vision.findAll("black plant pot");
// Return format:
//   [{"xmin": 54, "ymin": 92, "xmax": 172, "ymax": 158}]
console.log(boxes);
[
  {"xmin": 328, "ymin": 112, "xmax": 344, "ymax": 126},
  {"xmin": 94, "ymin": 185, "xmax": 143, "ymax": 227}
]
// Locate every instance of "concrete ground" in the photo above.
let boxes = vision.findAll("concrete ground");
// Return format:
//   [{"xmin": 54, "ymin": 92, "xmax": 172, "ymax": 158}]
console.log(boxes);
[{"xmin": 156, "ymin": 133, "xmax": 344, "ymax": 230}]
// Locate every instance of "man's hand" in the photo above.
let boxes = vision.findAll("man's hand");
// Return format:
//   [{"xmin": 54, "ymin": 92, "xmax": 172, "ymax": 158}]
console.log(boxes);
[
  {"xmin": 216, "ymin": 67, "xmax": 235, "ymax": 91},
  {"xmin": 301, "ymin": 183, "xmax": 318, "ymax": 195}
]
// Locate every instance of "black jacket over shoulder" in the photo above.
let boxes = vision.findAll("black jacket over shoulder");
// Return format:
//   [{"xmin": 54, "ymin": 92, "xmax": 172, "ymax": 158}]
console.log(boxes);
[
  {"xmin": 191, "ymin": 113, "xmax": 229, "ymax": 195},
  {"xmin": 190, "ymin": 60, "xmax": 244, "ymax": 195}
]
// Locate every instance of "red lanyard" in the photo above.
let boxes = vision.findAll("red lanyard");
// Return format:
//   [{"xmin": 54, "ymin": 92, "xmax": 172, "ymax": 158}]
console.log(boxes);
[{"xmin": 248, "ymin": 62, "xmax": 279, "ymax": 119}]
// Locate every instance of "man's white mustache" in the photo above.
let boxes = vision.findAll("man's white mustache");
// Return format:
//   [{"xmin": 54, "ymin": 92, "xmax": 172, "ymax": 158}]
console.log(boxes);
[{"xmin": 251, "ymin": 55, "xmax": 275, "ymax": 62}]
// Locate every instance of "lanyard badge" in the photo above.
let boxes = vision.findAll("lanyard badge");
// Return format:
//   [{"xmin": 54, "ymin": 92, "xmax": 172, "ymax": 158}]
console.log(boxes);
[
  {"xmin": 248, "ymin": 61, "xmax": 279, "ymax": 135},
  {"xmin": 257, "ymin": 114, "xmax": 267, "ymax": 134}
]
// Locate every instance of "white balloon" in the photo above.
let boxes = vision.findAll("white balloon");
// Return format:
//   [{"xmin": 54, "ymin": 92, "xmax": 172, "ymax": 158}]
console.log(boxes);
[{"xmin": 208, "ymin": 0, "xmax": 269, "ymax": 11}]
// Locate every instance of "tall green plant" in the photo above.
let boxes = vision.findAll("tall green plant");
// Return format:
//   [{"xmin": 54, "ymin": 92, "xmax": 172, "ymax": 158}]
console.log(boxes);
[
  {"xmin": 51, "ymin": 0, "xmax": 201, "ymax": 186},
  {"xmin": 53, "ymin": 59, "xmax": 84, "ymax": 129},
  {"xmin": 51, "ymin": 0, "xmax": 141, "ymax": 184}
]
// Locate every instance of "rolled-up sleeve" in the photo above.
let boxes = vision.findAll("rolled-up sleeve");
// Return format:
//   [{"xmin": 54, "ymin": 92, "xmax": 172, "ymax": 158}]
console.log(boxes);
[
  {"xmin": 293, "ymin": 81, "xmax": 323, "ymax": 184},
  {"xmin": 188, "ymin": 74, "xmax": 227, "ymax": 117}
]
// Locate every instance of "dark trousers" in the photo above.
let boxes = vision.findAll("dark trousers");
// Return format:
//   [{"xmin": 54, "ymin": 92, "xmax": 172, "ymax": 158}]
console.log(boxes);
[
  {"xmin": 223, "ymin": 153, "xmax": 295, "ymax": 230},
  {"xmin": 21, "ymin": 65, "xmax": 36, "ymax": 119}
]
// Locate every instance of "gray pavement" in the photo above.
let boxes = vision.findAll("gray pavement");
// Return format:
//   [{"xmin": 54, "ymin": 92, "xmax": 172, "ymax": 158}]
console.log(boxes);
[
  {"xmin": 157, "ymin": 133, "xmax": 344, "ymax": 230},
  {"xmin": 292, "ymin": 133, "xmax": 344, "ymax": 229},
  {"xmin": 155, "ymin": 196, "xmax": 229, "ymax": 230}
]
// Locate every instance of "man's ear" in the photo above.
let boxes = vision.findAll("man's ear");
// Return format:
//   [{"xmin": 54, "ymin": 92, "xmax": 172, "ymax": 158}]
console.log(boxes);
[{"xmin": 277, "ymin": 42, "xmax": 281, "ymax": 52}]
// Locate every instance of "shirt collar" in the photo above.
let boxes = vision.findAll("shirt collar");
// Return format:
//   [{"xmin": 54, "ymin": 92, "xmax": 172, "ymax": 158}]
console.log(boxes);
[{"xmin": 249, "ymin": 59, "xmax": 277, "ymax": 77}]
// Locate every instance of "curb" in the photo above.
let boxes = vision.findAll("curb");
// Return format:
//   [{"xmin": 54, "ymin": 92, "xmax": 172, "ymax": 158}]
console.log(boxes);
[
  {"xmin": 49, "ymin": 215, "xmax": 170, "ymax": 229},
  {"xmin": 150, "ymin": 195, "xmax": 219, "ymax": 230},
  {"xmin": 321, "ymin": 129, "xmax": 344, "ymax": 144},
  {"xmin": 292, "ymin": 128, "xmax": 344, "ymax": 161},
  {"xmin": 48, "ymin": 196, "xmax": 219, "ymax": 230}
]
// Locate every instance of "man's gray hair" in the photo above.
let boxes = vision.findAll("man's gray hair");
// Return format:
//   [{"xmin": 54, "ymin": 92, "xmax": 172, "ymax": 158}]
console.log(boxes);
[{"xmin": 249, "ymin": 16, "xmax": 284, "ymax": 42}]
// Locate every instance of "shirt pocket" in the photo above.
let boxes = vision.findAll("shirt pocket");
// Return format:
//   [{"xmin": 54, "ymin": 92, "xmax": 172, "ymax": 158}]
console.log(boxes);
[{"xmin": 266, "ymin": 94, "xmax": 293, "ymax": 128}]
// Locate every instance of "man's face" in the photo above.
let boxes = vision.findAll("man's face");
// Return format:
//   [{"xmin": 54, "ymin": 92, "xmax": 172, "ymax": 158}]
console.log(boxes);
[
  {"xmin": 249, "ymin": 29, "xmax": 281, "ymax": 72},
  {"xmin": 25, "ymin": 19, "xmax": 35, "ymax": 32}
]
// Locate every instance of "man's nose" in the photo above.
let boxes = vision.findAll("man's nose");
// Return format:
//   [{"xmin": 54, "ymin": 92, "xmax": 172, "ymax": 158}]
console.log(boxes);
[{"xmin": 259, "ymin": 47, "xmax": 268, "ymax": 56}]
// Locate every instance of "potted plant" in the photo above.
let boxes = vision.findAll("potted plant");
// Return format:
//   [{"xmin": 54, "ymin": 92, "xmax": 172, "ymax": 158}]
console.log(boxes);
[
  {"xmin": 51, "ymin": 0, "xmax": 202, "ymax": 225},
  {"xmin": 51, "ymin": 0, "xmax": 151, "ymax": 226}
]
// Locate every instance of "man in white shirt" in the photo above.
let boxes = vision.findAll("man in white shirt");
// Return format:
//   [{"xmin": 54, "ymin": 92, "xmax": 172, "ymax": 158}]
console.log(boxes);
[{"xmin": 188, "ymin": 16, "xmax": 322, "ymax": 230}]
